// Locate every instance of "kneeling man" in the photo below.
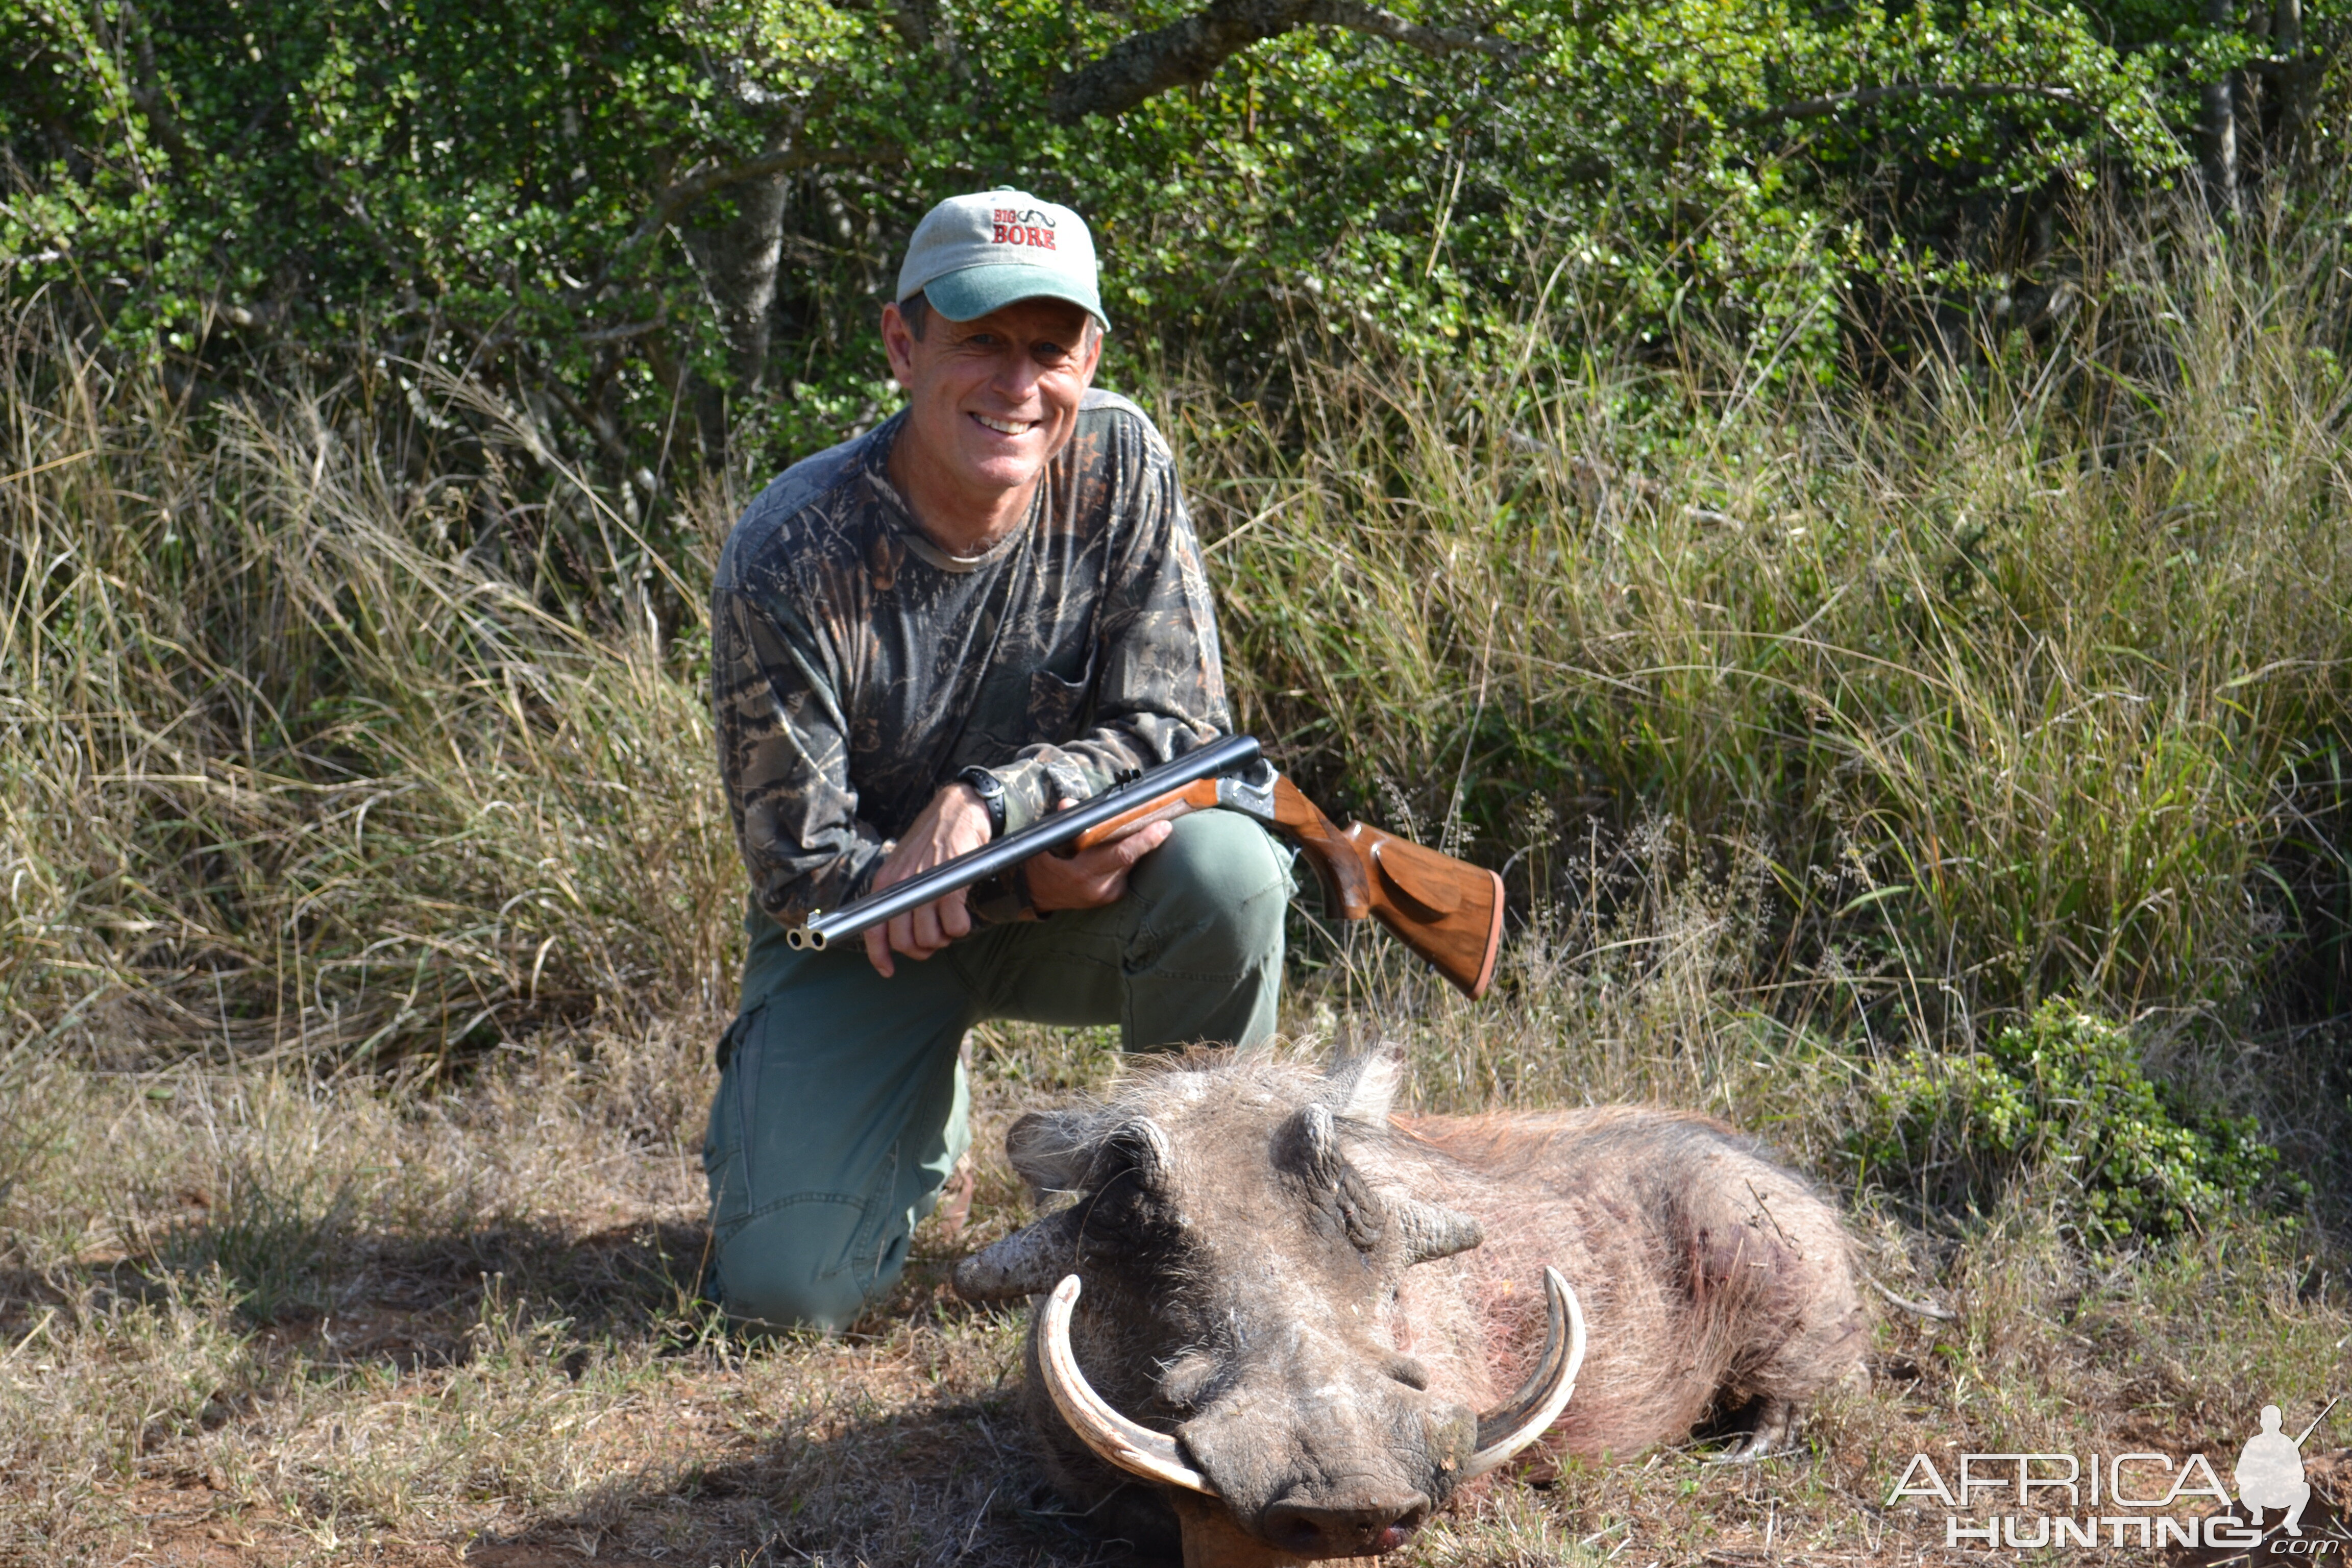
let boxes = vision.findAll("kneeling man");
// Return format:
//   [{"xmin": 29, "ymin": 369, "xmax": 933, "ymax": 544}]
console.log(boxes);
[{"xmin": 703, "ymin": 189, "xmax": 1291, "ymax": 1331}]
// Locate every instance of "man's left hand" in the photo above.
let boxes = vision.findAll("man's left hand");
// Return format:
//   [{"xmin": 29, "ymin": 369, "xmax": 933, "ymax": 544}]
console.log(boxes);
[
  {"xmin": 861, "ymin": 788, "xmax": 1178, "ymax": 976},
  {"xmin": 1026, "ymin": 810, "xmax": 1172, "ymax": 913}
]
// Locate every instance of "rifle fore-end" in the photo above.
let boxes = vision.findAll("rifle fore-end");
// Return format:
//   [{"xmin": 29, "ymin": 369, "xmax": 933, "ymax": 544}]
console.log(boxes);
[{"xmin": 1069, "ymin": 777, "xmax": 1226, "ymax": 852}]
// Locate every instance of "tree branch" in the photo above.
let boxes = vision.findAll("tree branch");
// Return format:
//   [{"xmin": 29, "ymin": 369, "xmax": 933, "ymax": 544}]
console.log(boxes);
[
  {"xmin": 622, "ymin": 142, "xmax": 900, "ymax": 254},
  {"xmin": 1049, "ymin": 0, "xmax": 1521, "ymax": 120},
  {"xmin": 1744, "ymin": 81, "xmax": 2088, "ymax": 123},
  {"xmin": 115, "ymin": 0, "xmax": 198, "ymax": 167},
  {"xmin": 1050, "ymin": 0, "xmax": 1312, "ymax": 122},
  {"xmin": 1298, "ymin": 0, "xmax": 1522, "ymax": 60}
]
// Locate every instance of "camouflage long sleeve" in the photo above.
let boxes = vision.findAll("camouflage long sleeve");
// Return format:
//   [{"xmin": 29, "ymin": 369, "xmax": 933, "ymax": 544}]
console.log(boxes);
[{"xmin": 710, "ymin": 390, "xmax": 1231, "ymax": 928}]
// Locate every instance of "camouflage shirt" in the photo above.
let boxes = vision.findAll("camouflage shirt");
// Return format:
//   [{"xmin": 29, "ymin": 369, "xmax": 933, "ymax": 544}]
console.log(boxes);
[{"xmin": 712, "ymin": 389, "xmax": 1232, "ymax": 927}]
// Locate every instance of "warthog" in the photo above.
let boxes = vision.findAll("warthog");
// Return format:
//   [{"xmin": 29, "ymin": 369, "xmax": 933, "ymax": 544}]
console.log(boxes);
[{"xmin": 953, "ymin": 1047, "xmax": 1867, "ymax": 1565}]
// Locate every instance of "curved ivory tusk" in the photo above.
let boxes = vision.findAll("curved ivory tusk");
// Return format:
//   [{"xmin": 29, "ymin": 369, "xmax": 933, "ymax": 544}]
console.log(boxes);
[
  {"xmin": 1461, "ymin": 1266, "xmax": 1586, "ymax": 1478},
  {"xmin": 1039, "ymin": 1275, "xmax": 1217, "ymax": 1496}
]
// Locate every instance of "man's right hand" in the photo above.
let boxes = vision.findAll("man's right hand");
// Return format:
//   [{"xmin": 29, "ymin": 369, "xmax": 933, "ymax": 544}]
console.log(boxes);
[{"xmin": 863, "ymin": 782, "xmax": 993, "ymax": 977}]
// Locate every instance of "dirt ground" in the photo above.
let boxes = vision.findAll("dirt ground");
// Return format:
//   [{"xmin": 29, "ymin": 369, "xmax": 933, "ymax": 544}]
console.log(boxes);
[{"xmin": 5, "ymin": 1013, "xmax": 2347, "ymax": 1567}]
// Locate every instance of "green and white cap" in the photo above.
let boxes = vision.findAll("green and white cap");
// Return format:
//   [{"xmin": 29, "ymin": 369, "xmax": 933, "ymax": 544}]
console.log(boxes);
[{"xmin": 896, "ymin": 188, "xmax": 1107, "ymax": 330}]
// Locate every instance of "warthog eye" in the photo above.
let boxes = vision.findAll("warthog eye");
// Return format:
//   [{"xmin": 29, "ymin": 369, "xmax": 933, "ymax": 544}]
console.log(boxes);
[{"xmin": 1075, "ymin": 1167, "xmax": 1187, "ymax": 1261}]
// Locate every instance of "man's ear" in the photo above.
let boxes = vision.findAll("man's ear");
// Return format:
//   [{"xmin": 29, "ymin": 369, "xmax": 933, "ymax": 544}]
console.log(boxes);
[
  {"xmin": 1076, "ymin": 318, "xmax": 1104, "ymax": 388},
  {"xmin": 880, "ymin": 301, "xmax": 919, "ymax": 389}
]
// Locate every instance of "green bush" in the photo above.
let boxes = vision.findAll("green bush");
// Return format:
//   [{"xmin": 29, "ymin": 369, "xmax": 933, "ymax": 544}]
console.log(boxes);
[
  {"xmin": 2, "ymin": 0, "xmax": 2331, "ymax": 488},
  {"xmin": 1850, "ymin": 999, "xmax": 2304, "ymax": 1244}
]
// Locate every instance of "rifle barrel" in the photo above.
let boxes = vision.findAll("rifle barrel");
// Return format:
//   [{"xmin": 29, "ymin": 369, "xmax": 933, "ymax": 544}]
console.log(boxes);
[{"xmin": 787, "ymin": 732, "xmax": 1264, "ymax": 950}]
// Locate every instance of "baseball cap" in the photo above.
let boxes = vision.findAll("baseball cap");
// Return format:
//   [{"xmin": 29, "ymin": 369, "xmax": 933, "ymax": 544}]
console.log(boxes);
[{"xmin": 896, "ymin": 189, "xmax": 1108, "ymax": 330}]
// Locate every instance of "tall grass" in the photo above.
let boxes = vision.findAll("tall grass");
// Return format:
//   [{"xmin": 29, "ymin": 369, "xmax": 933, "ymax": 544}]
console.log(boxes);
[
  {"xmin": 1, "ymin": 321, "xmax": 742, "ymax": 1065},
  {"xmin": 4, "ymin": 192, "xmax": 2348, "ymax": 1086},
  {"xmin": 1179, "ymin": 197, "xmax": 2352, "ymax": 1034}
]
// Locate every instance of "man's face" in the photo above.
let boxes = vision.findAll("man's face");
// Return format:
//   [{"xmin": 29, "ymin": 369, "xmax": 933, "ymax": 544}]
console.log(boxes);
[{"xmin": 882, "ymin": 296, "xmax": 1101, "ymax": 528}]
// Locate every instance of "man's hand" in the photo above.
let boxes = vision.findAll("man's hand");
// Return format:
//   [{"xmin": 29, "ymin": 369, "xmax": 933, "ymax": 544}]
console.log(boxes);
[
  {"xmin": 1027, "ymin": 808, "xmax": 1172, "ymax": 913},
  {"xmin": 864, "ymin": 782, "xmax": 993, "ymax": 976},
  {"xmin": 862, "ymin": 786, "xmax": 1177, "ymax": 975}
]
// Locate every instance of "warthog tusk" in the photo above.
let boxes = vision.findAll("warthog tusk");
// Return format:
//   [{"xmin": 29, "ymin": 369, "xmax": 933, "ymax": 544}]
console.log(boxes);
[
  {"xmin": 953, "ymin": 1207, "xmax": 1083, "ymax": 1302},
  {"xmin": 1040, "ymin": 1275, "xmax": 1216, "ymax": 1496},
  {"xmin": 1462, "ymin": 1266, "xmax": 1586, "ymax": 1478}
]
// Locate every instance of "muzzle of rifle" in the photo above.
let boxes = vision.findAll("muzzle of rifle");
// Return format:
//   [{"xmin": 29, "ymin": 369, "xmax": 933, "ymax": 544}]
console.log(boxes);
[{"xmin": 785, "ymin": 925, "xmax": 828, "ymax": 951}]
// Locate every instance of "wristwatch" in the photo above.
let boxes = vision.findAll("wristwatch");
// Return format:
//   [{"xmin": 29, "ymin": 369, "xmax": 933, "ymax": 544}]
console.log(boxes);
[{"xmin": 955, "ymin": 766, "xmax": 1007, "ymax": 840}]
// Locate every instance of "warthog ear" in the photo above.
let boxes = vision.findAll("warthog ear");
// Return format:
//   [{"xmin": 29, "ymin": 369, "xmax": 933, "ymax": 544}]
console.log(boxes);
[
  {"xmin": 953, "ymin": 1206, "xmax": 1083, "ymax": 1302},
  {"xmin": 1391, "ymin": 1197, "xmax": 1485, "ymax": 1264},
  {"xmin": 1006, "ymin": 1109, "xmax": 1103, "ymax": 1195},
  {"xmin": 1322, "ymin": 1040, "xmax": 1406, "ymax": 1124},
  {"xmin": 1090, "ymin": 1117, "xmax": 1175, "ymax": 1191},
  {"xmin": 1010, "ymin": 1112, "xmax": 1174, "ymax": 1198}
]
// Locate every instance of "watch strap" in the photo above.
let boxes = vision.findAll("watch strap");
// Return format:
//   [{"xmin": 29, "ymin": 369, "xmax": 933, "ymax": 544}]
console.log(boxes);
[{"xmin": 956, "ymin": 765, "xmax": 1008, "ymax": 840}]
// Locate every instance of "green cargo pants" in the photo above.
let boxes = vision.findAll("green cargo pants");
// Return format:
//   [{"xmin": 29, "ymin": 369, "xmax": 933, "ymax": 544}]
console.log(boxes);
[{"xmin": 701, "ymin": 809, "xmax": 1292, "ymax": 1332}]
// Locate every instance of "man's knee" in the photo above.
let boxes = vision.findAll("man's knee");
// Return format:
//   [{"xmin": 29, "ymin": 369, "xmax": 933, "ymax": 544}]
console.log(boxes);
[
  {"xmin": 1128, "ymin": 809, "xmax": 1290, "ymax": 967},
  {"xmin": 708, "ymin": 1198, "xmax": 909, "ymax": 1334}
]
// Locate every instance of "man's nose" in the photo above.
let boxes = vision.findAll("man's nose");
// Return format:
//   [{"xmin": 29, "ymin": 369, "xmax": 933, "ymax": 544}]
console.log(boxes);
[{"xmin": 989, "ymin": 349, "xmax": 1049, "ymax": 400}]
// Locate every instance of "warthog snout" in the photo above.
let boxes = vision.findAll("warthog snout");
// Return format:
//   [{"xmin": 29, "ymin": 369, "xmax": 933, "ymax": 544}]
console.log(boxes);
[
  {"xmin": 1262, "ymin": 1493, "xmax": 1429, "ymax": 1558},
  {"xmin": 1171, "ymin": 1320, "xmax": 1478, "ymax": 1557}
]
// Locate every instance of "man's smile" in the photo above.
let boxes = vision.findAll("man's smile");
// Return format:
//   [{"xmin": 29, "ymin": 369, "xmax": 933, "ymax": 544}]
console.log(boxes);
[{"xmin": 971, "ymin": 412, "xmax": 1037, "ymax": 435}]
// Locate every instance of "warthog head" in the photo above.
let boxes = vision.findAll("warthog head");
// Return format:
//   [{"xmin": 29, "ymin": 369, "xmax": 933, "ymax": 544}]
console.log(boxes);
[{"xmin": 954, "ymin": 1050, "xmax": 1584, "ymax": 1563}]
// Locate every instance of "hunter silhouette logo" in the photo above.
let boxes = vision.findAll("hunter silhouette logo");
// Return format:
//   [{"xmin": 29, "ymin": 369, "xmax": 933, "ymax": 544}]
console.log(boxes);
[{"xmin": 2237, "ymin": 1400, "xmax": 2336, "ymax": 1536}]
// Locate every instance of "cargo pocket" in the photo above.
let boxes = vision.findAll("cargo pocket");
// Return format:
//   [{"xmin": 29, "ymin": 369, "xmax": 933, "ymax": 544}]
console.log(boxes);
[
  {"xmin": 702, "ymin": 1004, "xmax": 766, "ymax": 1245},
  {"xmin": 818, "ymin": 1145, "xmax": 901, "ymax": 1287}
]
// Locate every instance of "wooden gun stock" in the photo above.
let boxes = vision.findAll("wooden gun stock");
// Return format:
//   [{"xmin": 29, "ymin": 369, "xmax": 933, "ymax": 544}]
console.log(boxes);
[
  {"xmin": 1268, "ymin": 778, "xmax": 1506, "ymax": 1000},
  {"xmin": 1073, "ymin": 773, "xmax": 1505, "ymax": 1000}
]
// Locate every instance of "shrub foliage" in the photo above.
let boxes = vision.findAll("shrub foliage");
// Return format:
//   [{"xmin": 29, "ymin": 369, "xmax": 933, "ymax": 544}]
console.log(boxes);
[
  {"xmin": 1850, "ymin": 999, "xmax": 2303, "ymax": 1244},
  {"xmin": 2, "ymin": 0, "xmax": 2337, "ymax": 480}
]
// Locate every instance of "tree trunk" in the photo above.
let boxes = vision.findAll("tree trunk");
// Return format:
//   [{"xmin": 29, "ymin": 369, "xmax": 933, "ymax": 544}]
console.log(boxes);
[
  {"xmin": 2200, "ymin": 0, "xmax": 2240, "ymax": 222},
  {"xmin": 2275, "ymin": 0, "xmax": 2308, "ymax": 162},
  {"xmin": 681, "ymin": 155, "xmax": 793, "ymax": 464}
]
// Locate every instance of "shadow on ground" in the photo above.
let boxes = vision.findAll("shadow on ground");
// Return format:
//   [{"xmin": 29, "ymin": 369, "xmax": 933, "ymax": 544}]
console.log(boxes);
[
  {"xmin": 462, "ymin": 1384, "xmax": 1154, "ymax": 1568},
  {"xmin": 454, "ymin": 1243, "xmax": 1157, "ymax": 1568},
  {"xmin": 0, "ymin": 1213, "xmax": 715, "ymax": 1357}
]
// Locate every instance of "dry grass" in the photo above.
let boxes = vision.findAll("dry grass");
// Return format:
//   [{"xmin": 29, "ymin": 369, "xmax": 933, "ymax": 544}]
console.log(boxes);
[
  {"xmin": 0, "ymin": 316, "xmax": 743, "ymax": 1066},
  {"xmin": 5, "ymin": 906, "xmax": 2345, "ymax": 1567},
  {"xmin": 1175, "ymin": 193, "xmax": 2352, "ymax": 1034}
]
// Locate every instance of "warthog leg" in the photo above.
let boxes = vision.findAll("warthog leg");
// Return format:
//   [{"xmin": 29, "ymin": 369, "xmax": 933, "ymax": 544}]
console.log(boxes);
[{"xmin": 1711, "ymin": 1395, "xmax": 1796, "ymax": 1463}]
